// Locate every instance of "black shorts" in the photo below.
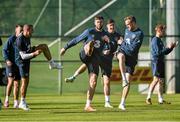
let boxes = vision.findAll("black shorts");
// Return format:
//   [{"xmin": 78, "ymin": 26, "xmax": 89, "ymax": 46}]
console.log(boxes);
[
  {"xmin": 6, "ymin": 64, "xmax": 21, "ymax": 80},
  {"xmin": 79, "ymin": 49, "xmax": 92, "ymax": 64},
  {"xmin": 18, "ymin": 62, "xmax": 30, "ymax": 78},
  {"xmin": 85, "ymin": 55, "xmax": 112, "ymax": 78},
  {"xmin": 117, "ymin": 50, "xmax": 137, "ymax": 75},
  {"xmin": 152, "ymin": 61, "xmax": 165, "ymax": 78},
  {"xmin": 100, "ymin": 56, "xmax": 113, "ymax": 78}
]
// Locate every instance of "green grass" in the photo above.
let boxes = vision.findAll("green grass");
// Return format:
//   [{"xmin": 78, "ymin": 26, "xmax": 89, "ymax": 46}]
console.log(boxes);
[
  {"xmin": 1, "ymin": 38, "xmax": 179, "ymax": 121},
  {"xmin": 0, "ymin": 94, "xmax": 180, "ymax": 121}
]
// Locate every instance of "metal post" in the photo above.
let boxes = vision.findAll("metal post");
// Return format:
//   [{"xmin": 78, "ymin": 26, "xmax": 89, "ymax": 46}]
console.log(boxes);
[
  {"xmin": 58, "ymin": 0, "xmax": 62, "ymax": 95},
  {"xmin": 166, "ymin": 0, "xmax": 176, "ymax": 94}
]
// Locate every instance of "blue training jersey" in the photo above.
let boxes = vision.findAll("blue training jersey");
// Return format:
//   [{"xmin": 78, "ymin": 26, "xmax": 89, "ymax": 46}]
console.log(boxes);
[
  {"xmin": 2, "ymin": 35, "xmax": 17, "ymax": 63},
  {"xmin": 15, "ymin": 33, "xmax": 32, "ymax": 64},
  {"xmin": 151, "ymin": 36, "xmax": 173, "ymax": 62},
  {"xmin": 64, "ymin": 28, "xmax": 108, "ymax": 57},
  {"xmin": 120, "ymin": 28, "xmax": 144, "ymax": 59}
]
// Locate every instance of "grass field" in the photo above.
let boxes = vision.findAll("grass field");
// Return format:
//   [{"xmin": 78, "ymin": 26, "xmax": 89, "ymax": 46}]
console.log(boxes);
[
  {"xmin": 0, "ymin": 94, "xmax": 180, "ymax": 121},
  {"xmin": 0, "ymin": 38, "xmax": 180, "ymax": 121}
]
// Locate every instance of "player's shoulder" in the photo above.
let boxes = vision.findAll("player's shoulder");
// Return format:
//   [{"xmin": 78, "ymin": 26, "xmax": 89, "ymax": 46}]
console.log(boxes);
[
  {"xmin": 151, "ymin": 36, "xmax": 161, "ymax": 43},
  {"xmin": 8, "ymin": 35, "xmax": 16, "ymax": 42},
  {"xmin": 16, "ymin": 33, "xmax": 24, "ymax": 40}
]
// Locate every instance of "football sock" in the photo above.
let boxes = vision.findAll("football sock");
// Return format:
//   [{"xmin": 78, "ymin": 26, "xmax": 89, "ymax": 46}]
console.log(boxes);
[
  {"xmin": 5, "ymin": 96, "xmax": 9, "ymax": 102},
  {"xmin": 86, "ymin": 99, "xmax": 91, "ymax": 107},
  {"xmin": 120, "ymin": 97, "xmax": 125, "ymax": 105},
  {"xmin": 105, "ymin": 95, "xmax": 110, "ymax": 103}
]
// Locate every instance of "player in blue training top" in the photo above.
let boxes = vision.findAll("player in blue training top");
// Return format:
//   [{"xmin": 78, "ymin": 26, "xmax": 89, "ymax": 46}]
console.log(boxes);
[
  {"xmin": 116, "ymin": 15, "xmax": 144, "ymax": 110},
  {"xmin": 146, "ymin": 24, "xmax": 178, "ymax": 105},
  {"xmin": 15, "ymin": 24, "xmax": 62, "ymax": 111},
  {"xmin": 2, "ymin": 24, "xmax": 22, "ymax": 108},
  {"xmin": 63, "ymin": 19, "xmax": 122, "ymax": 109},
  {"xmin": 60, "ymin": 16, "xmax": 112, "ymax": 111}
]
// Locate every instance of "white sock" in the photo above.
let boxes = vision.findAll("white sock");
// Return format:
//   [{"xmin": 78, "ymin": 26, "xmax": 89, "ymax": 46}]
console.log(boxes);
[
  {"xmin": 105, "ymin": 95, "xmax": 110, "ymax": 103},
  {"xmin": 147, "ymin": 90, "xmax": 152, "ymax": 99},
  {"xmin": 21, "ymin": 97, "xmax": 25, "ymax": 102},
  {"xmin": 14, "ymin": 100, "xmax": 18, "ymax": 104},
  {"xmin": 158, "ymin": 95, "xmax": 163, "ymax": 103},
  {"xmin": 120, "ymin": 97, "xmax": 125, "ymax": 105},
  {"xmin": 86, "ymin": 99, "xmax": 91, "ymax": 107},
  {"xmin": 5, "ymin": 96, "xmax": 9, "ymax": 102}
]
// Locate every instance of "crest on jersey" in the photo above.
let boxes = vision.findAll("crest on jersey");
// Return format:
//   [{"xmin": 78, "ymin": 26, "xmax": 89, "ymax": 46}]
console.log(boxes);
[
  {"xmin": 132, "ymin": 34, "xmax": 136, "ymax": 39},
  {"xmin": 126, "ymin": 38, "xmax": 131, "ymax": 44},
  {"xmin": 94, "ymin": 40, "xmax": 101, "ymax": 48}
]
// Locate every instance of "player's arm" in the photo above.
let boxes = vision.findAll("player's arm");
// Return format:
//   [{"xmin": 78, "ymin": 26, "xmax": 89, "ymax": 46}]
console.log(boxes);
[
  {"xmin": 111, "ymin": 35, "xmax": 122, "ymax": 53},
  {"xmin": 152, "ymin": 38, "xmax": 173, "ymax": 56},
  {"xmin": 60, "ymin": 29, "xmax": 89, "ymax": 56},
  {"xmin": 2, "ymin": 39, "xmax": 12, "ymax": 66},
  {"xmin": 16, "ymin": 37, "xmax": 39, "ymax": 60}
]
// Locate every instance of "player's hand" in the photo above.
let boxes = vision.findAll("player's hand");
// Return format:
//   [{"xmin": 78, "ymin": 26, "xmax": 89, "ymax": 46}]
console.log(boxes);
[
  {"xmin": 6, "ymin": 60, "xmax": 12, "ymax": 66},
  {"xmin": 60, "ymin": 48, "xmax": 66, "ymax": 56},
  {"xmin": 117, "ymin": 37, "xmax": 124, "ymax": 45},
  {"xmin": 168, "ymin": 42, "xmax": 177, "ymax": 49},
  {"xmin": 33, "ymin": 50, "xmax": 41, "ymax": 56},
  {"xmin": 102, "ymin": 35, "xmax": 110, "ymax": 43},
  {"xmin": 103, "ymin": 50, "xmax": 110, "ymax": 55}
]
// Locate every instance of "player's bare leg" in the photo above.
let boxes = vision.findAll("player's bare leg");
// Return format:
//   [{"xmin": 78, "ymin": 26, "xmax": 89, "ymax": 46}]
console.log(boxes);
[
  {"xmin": 19, "ymin": 77, "xmax": 30, "ymax": 111},
  {"xmin": 146, "ymin": 77, "xmax": 159, "ymax": 105},
  {"xmin": 65, "ymin": 64, "xmax": 87, "ymax": 83},
  {"xmin": 13, "ymin": 80, "xmax": 19, "ymax": 108},
  {"xmin": 157, "ymin": 79, "xmax": 171, "ymax": 104},
  {"xmin": 35, "ymin": 44, "xmax": 62, "ymax": 69},
  {"xmin": 119, "ymin": 73, "xmax": 131, "ymax": 110},
  {"xmin": 103, "ymin": 75, "xmax": 113, "ymax": 108},
  {"xmin": 84, "ymin": 73, "xmax": 97, "ymax": 112},
  {"xmin": 117, "ymin": 53, "xmax": 128, "ymax": 86},
  {"xmin": 4, "ymin": 77, "xmax": 14, "ymax": 108}
]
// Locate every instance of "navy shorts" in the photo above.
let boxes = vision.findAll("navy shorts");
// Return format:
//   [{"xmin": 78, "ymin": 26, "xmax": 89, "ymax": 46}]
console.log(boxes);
[
  {"xmin": 85, "ymin": 54, "xmax": 112, "ymax": 78},
  {"xmin": 79, "ymin": 49, "xmax": 92, "ymax": 64},
  {"xmin": 117, "ymin": 50, "xmax": 137, "ymax": 75},
  {"xmin": 18, "ymin": 62, "xmax": 30, "ymax": 78},
  {"xmin": 152, "ymin": 61, "xmax": 165, "ymax": 78},
  {"xmin": 100, "ymin": 56, "xmax": 113, "ymax": 78},
  {"xmin": 6, "ymin": 64, "xmax": 21, "ymax": 80}
]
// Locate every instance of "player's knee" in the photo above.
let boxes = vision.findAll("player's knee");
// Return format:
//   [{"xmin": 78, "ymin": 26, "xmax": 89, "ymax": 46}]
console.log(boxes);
[
  {"xmin": 122, "ymin": 80, "xmax": 130, "ymax": 87},
  {"xmin": 38, "ymin": 44, "xmax": 48, "ymax": 50},
  {"xmin": 117, "ymin": 53, "xmax": 125, "ymax": 61},
  {"xmin": 14, "ymin": 81, "xmax": 19, "ymax": 88},
  {"xmin": 159, "ymin": 79, "xmax": 164, "ymax": 85},
  {"xmin": 89, "ymin": 80, "xmax": 97, "ymax": 88}
]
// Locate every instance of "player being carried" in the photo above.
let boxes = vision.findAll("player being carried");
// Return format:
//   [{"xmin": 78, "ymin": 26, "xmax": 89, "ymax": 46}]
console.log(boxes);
[{"xmin": 146, "ymin": 24, "xmax": 178, "ymax": 105}]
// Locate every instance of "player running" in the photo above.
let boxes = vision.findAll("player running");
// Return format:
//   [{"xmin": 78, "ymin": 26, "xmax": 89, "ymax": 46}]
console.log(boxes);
[
  {"xmin": 2, "ymin": 24, "xmax": 23, "ymax": 108},
  {"xmin": 15, "ymin": 24, "xmax": 62, "ymax": 110},
  {"xmin": 116, "ymin": 15, "xmax": 144, "ymax": 110},
  {"xmin": 146, "ymin": 24, "xmax": 178, "ymax": 105}
]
